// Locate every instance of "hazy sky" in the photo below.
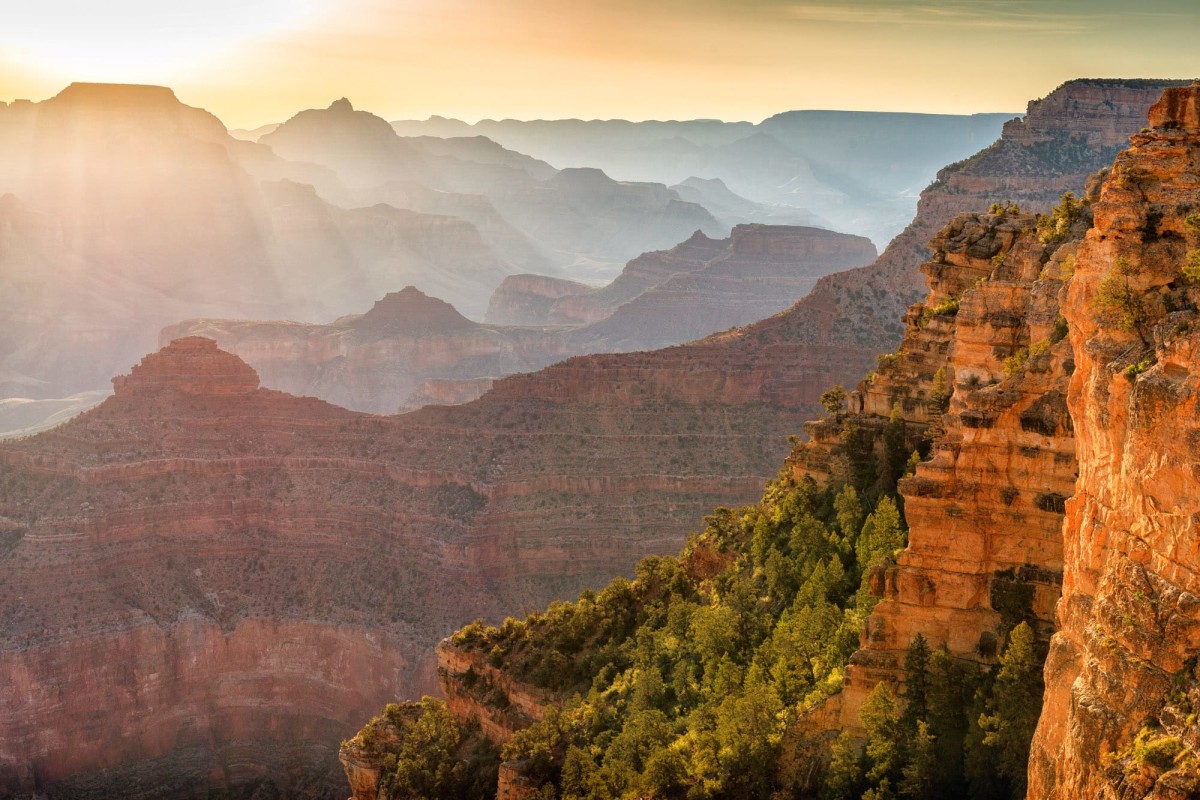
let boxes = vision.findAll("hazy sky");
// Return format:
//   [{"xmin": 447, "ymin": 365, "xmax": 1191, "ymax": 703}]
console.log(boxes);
[{"xmin": 0, "ymin": 0, "xmax": 1197, "ymax": 127}]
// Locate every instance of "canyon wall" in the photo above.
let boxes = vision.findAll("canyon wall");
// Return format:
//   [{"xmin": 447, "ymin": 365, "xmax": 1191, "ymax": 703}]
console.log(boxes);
[
  {"xmin": 1029, "ymin": 82, "xmax": 1200, "ymax": 799},
  {"xmin": 828, "ymin": 208, "xmax": 1080, "ymax": 734},
  {"xmin": 0, "ymin": 329, "xmax": 829, "ymax": 798},
  {"xmin": 370, "ymin": 79, "xmax": 1186, "ymax": 800}
]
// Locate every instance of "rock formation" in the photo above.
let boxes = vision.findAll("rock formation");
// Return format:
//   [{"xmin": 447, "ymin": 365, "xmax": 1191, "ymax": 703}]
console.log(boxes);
[
  {"xmin": 347, "ymin": 79, "xmax": 1192, "ymax": 800},
  {"xmin": 814, "ymin": 207, "xmax": 1081, "ymax": 739},
  {"xmin": 2, "ymin": 78, "xmax": 1187, "ymax": 800},
  {"xmin": 487, "ymin": 225, "xmax": 876, "ymax": 344},
  {"xmin": 162, "ymin": 287, "xmax": 576, "ymax": 413},
  {"xmin": 168, "ymin": 225, "xmax": 875, "ymax": 414},
  {"xmin": 262, "ymin": 100, "xmax": 723, "ymax": 279},
  {"xmin": 0, "ymin": 83, "xmax": 526, "ymax": 421},
  {"xmin": 570, "ymin": 224, "xmax": 876, "ymax": 351},
  {"xmin": 1028, "ymin": 81, "xmax": 1200, "ymax": 799},
  {"xmin": 0, "ymin": 329, "xmax": 826, "ymax": 798}
]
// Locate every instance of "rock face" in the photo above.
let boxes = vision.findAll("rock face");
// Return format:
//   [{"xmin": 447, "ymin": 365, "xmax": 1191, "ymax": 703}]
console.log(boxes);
[
  {"xmin": 1028, "ymin": 82, "xmax": 1200, "ymax": 799},
  {"xmin": 571, "ymin": 224, "xmax": 876, "ymax": 351},
  {"xmin": 484, "ymin": 274, "xmax": 595, "ymax": 327},
  {"xmin": 688, "ymin": 80, "xmax": 1187, "ymax": 465},
  {"xmin": 781, "ymin": 80, "xmax": 1200, "ymax": 791},
  {"xmin": 488, "ymin": 226, "xmax": 877, "ymax": 347},
  {"xmin": 807, "ymin": 209, "xmax": 1081, "ymax": 737}
]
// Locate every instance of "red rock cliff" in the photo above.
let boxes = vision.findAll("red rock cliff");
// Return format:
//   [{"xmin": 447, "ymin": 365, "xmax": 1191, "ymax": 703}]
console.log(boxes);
[{"xmin": 1029, "ymin": 82, "xmax": 1200, "ymax": 799}]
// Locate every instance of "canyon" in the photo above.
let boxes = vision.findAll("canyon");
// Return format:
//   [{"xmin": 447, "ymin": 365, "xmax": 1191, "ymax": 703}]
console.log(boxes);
[
  {"xmin": 384, "ymin": 110, "xmax": 1014, "ymax": 248},
  {"xmin": 0, "ymin": 85, "xmax": 770, "ymax": 433},
  {"xmin": 0, "ymin": 84, "xmax": 525, "ymax": 412},
  {"xmin": 0, "ymin": 78, "xmax": 1188, "ymax": 800},
  {"xmin": 165, "ymin": 224, "xmax": 876, "ymax": 414},
  {"xmin": 0, "ymin": 328, "xmax": 831, "ymax": 798},
  {"xmin": 347, "ymin": 79, "xmax": 1196, "ymax": 800}
]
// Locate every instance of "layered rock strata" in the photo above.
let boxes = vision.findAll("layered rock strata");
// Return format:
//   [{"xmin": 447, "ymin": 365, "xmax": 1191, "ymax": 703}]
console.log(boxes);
[
  {"xmin": 163, "ymin": 287, "xmax": 577, "ymax": 414},
  {"xmin": 828, "ymin": 210, "xmax": 1080, "ymax": 732},
  {"xmin": 336, "ymin": 79, "xmax": 1188, "ymax": 800},
  {"xmin": 0, "ymin": 331, "xmax": 829, "ymax": 798},
  {"xmin": 1029, "ymin": 82, "xmax": 1200, "ymax": 800}
]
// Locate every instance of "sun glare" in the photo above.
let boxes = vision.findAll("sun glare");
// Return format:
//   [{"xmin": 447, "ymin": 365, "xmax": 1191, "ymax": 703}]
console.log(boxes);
[{"xmin": 0, "ymin": 0, "xmax": 321, "ymax": 83}]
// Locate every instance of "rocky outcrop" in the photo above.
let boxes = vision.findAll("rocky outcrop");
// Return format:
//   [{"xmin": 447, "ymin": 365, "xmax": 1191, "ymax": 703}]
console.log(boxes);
[
  {"xmin": 486, "ymin": 231, "xmax": 728, "ymax": 327},
  {"xmin": 571, "ymin": 224, "xmax": 876, "ymax": 351},
  {"xmin": 782, "ymin": 79, "xmax": 1196, "ymax": 788},
  {"xmin": 437, "ymin": 647, "xmax": 548, "ymax": 745},
  {"xmin": 820, "ymin": 209, "xmax": 1080, "ymax": 733},
  {"xmin": 1029, "ymin": 82, "xmax": 1200, "ymax": 800},
  {"xmin": 484, "ymin": 274, "xmax": 594, "ymax": 326},
  {"xmin": 488, "ymin": 226, "xmax": 877, "ymax": 349}
]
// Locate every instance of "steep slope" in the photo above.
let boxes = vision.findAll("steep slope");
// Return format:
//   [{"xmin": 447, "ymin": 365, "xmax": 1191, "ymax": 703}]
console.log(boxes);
[
  {"xmin": 387, "ymin": 205, "xmax": 1080, "ymax": 800},
  {"xmin": 486, "ymin": 230, "xmax": 729, "ymax": 326},
  {"xmin": 487, "ymin": 224, "xmax": 876, "ymax": 340},
  {"xmin": 340, "ymin": 79, "xmax": 1188, "ymax": 800},
  {"xmin": 483, "ymin": 274, "xmax": 596, "ymax": 327},
  {"xmin": 814, "ymin": 207, "xmax": 1082, "ymax": 758},
  {"xmin": 1029, "ymin": 82, "xmax": 1200, "ymax": 800},
  {"xmin": 741, "ymin": 78, "xmax": 1188, "ymax": 414},
  {"xmin": 570, "ymin": 225, "xmax": 877, "ymax": 351}
]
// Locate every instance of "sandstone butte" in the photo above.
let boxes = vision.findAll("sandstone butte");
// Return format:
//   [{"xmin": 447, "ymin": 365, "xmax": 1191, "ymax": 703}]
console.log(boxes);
[
  {"xmin": 163, "ymin": 224, "xmax": 877, "ymax": 415},
  {"xmin": 0, "ymin": 79, "xmax": 1182, "ymax": 800},
  {"xmin": 416, "ymin": 80, "xmax": 1196, "ymax": 800}
]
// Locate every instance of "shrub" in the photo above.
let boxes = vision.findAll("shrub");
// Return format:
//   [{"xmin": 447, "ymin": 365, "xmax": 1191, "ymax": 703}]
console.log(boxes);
[
  {"xmin": 1125, "ymin": 357, "xmax": 1155, "ymax": 379},
  {"xmin": 930, "ymin": 296, "xmax": 960, "ymax": 317},
  {"xmin": 1128, "ymin": 727, "xmax": 1184, "ymax": 771},
  {"xmin": 1049, "ymin": 316, "xmax": 1069, "ymax": 344},
  {"xmin": 1183, "ymin": 249, "xmax": 1200, "ymax": 283},
  {"xmin": 1037, "ymin": 192, "xmax": 1085, "ymax": 244},
  {"xmin": 821, "ymin": 385, "xmax": 848, "ymax": 418},
  {"xmin": 1002, "ymin": 348, "xmax": 1029, "ymax": 377},
  {"xmin": 877, "ymin": 351, "xmax": 902, "ymax": 371},
  {"xmin": 1094, "ymin": 256, "xmax": 1146, "ymax": 331}
]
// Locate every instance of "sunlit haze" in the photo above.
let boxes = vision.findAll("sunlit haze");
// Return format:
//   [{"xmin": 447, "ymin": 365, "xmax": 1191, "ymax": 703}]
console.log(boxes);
[{"xmin": 1, "ymin": 0, "xmax": 1198, "ymax": 127}]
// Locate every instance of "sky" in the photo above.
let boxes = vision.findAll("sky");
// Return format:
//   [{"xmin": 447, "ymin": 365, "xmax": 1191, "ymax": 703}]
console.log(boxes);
[{"xmin": 0, "ymin": 0, "xmax": 1197, "ymax": 128}]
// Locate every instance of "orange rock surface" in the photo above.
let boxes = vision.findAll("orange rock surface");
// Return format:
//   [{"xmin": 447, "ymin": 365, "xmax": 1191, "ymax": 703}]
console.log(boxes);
[{"xmin": 1029, "ymin": 81, "xmax": 1200, "ymax": 800}]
